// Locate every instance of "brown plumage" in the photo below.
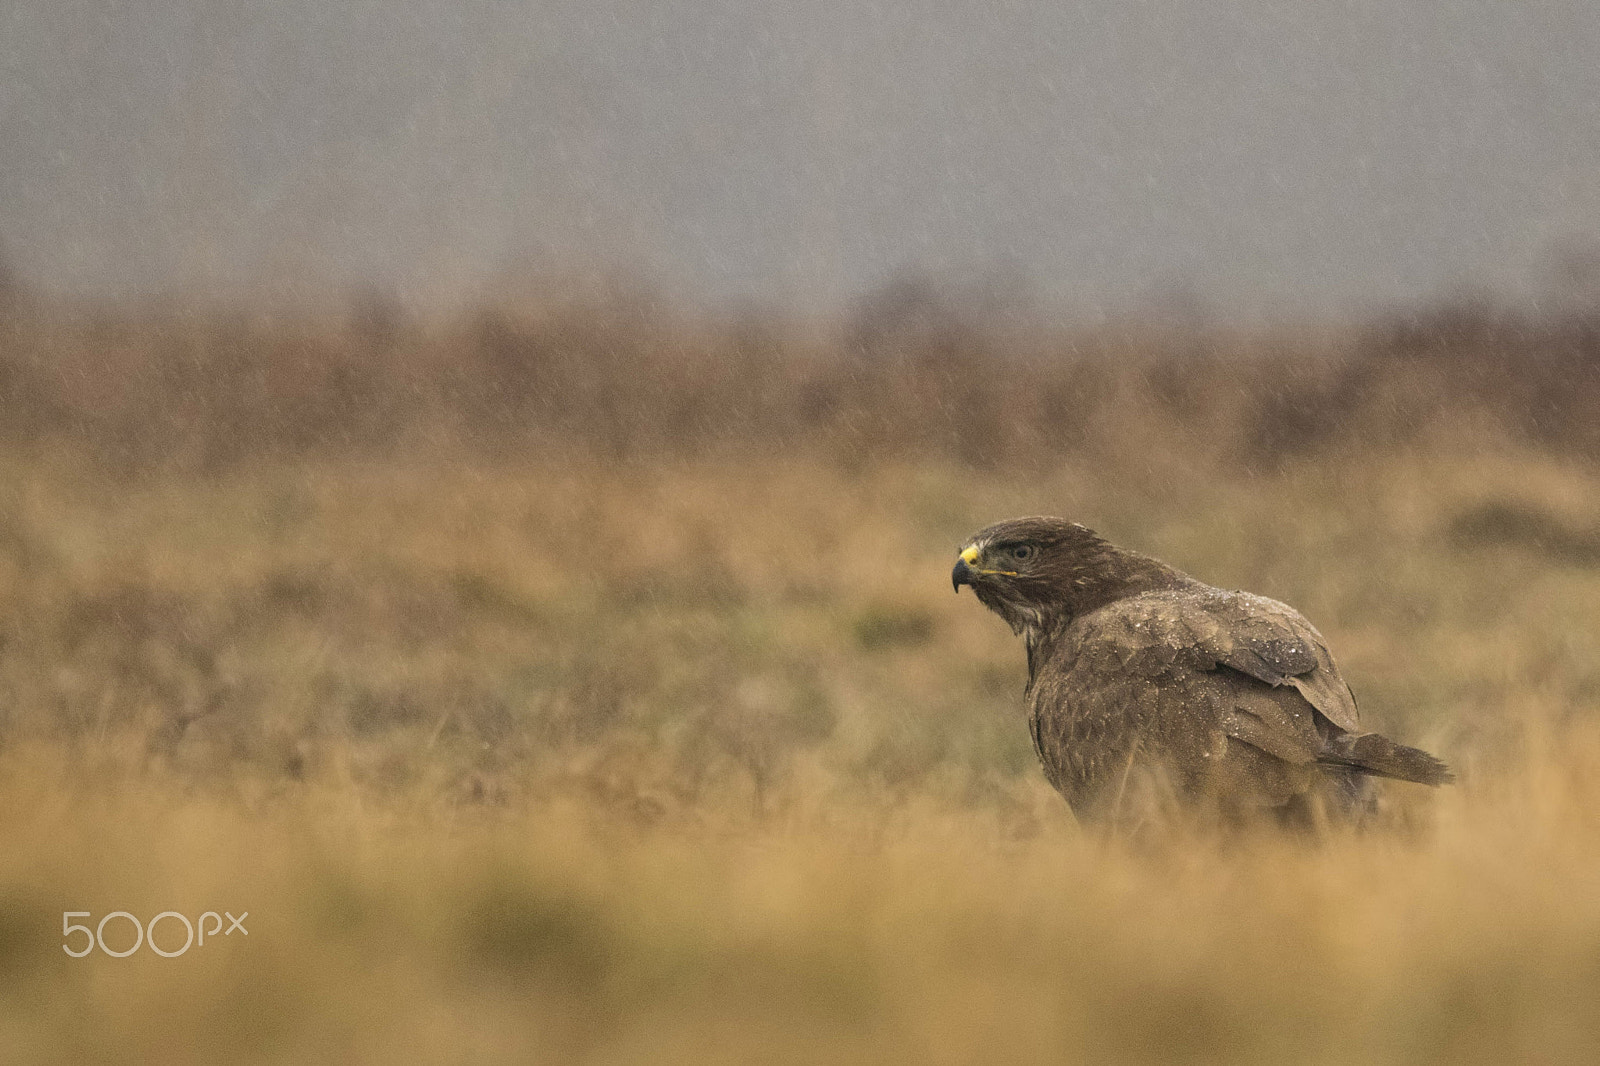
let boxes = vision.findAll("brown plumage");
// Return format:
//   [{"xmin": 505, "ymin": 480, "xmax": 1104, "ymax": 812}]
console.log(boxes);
[{"xmin": 952, "ymin": 517, "xmax": 1452, "ymax": 826}]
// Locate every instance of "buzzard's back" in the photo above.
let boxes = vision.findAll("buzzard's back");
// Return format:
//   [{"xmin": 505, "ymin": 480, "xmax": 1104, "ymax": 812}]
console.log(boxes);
[{"xmin": 1027, "ymin": 586, "xmax": 1402, "ymax": 823}]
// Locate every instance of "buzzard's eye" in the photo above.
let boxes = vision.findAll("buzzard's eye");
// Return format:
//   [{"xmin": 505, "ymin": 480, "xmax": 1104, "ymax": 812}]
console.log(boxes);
[{"xmin": 1010, "ymin": 544, "xmax": 1036, "ymax": 562}]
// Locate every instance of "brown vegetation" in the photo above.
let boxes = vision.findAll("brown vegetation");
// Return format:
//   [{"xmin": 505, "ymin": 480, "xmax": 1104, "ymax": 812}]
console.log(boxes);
[
  {"xmin": 0, "ymin": 284, "xmax": 1598, "ymax": 1062},
  {"xmin": 4, "ymin": 282, "xmax": 1600, "ymax": 474}
]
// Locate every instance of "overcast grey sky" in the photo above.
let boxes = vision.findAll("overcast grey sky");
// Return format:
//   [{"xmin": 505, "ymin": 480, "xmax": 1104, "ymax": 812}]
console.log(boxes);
[{"xmin": 4, "ymin": 1, "xmax": 1599, "ymax": 313}]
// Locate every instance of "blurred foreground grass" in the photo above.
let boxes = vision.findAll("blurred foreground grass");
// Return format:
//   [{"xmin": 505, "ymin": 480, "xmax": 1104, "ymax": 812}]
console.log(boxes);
[
  {"xmin": 6, "ymin": 723, "xmax": 1600, "ymax": 1065},
  {"xmin": 1, "ymin": 290, "xmax": 1600, "ymax": 1061}
]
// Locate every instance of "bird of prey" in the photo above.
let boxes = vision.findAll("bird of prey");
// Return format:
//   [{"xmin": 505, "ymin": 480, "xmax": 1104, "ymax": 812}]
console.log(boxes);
[{"xmin": 952, "ymin": 516, "xmax": 1452, "ymax": 827}]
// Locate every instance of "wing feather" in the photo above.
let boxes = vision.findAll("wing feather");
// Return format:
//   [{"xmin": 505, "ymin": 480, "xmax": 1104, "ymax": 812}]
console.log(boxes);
[
  {"xmin": 1030, "ymin": 587, "xmax": 1360, "ymax": 809},
  {"xmin": 1222, "ymin": 686, "xmax": 1323, "ymax": 764},
  {"xmin": 1205, "ymin": 591, "xmax": 1360, "ymax": 732}
]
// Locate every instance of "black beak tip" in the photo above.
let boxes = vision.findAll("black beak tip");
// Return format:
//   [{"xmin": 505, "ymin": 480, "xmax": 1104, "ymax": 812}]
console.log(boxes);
[{"xmin": 952, "ymin": 558, "xmax": 972, "ymax": 593}]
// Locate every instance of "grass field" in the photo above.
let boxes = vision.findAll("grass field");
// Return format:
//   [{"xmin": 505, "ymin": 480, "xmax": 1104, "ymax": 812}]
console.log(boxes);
[{"xmin": 1, "ymin": 290, "xmax": 1599, "ymax": 1062}]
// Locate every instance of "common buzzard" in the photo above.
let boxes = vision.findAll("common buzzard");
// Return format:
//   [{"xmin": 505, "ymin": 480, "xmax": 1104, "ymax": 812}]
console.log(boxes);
[{"xmin": 953, "ymin": 517, "xmax": 1451, "ymax": 826}]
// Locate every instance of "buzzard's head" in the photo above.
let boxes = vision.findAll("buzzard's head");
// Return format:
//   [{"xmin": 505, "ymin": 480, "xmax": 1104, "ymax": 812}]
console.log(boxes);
[{"xmin": 953, "ymin": 516, "xmax": 1183, "ymax": 640}]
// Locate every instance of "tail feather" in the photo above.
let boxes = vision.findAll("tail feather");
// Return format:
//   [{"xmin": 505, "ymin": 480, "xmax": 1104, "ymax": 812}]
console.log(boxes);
[{"xmin": 1318, "ymin": 731, "xmax": 1454, "ymax": 786}]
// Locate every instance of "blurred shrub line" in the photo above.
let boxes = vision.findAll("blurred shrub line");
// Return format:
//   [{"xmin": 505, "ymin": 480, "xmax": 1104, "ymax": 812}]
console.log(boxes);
[{"xmin": 3, "ymin": 281, "xmax": 1599, "ymax": 474}]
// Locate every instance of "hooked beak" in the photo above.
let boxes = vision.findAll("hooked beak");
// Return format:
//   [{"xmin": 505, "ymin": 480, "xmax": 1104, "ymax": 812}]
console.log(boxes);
[{"xmin": 951, "ymin": 545, "xmax": 981, "ymax": 592}]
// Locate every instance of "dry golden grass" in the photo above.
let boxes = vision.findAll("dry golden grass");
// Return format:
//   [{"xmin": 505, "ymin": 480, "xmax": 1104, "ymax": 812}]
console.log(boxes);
[
  {"xmin": 7, "ymin": 724, "xmax": 1600, "ymax": 1066},
  {"xmin": 1, "ymin": 292, "xmax": 1599, "ymax": 1062}
]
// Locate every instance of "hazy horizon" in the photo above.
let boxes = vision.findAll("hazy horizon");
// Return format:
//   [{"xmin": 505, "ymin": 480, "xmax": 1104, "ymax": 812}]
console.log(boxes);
[{"xmin": 5, "ymin": 1, "xmax": 1600, "ymax": 315}]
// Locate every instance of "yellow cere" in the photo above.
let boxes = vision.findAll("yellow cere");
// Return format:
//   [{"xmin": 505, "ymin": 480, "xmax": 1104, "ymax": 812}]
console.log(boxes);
[{"xmin": 961, "ymin": 544, "xmax": 1016, "ymax": 576}]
